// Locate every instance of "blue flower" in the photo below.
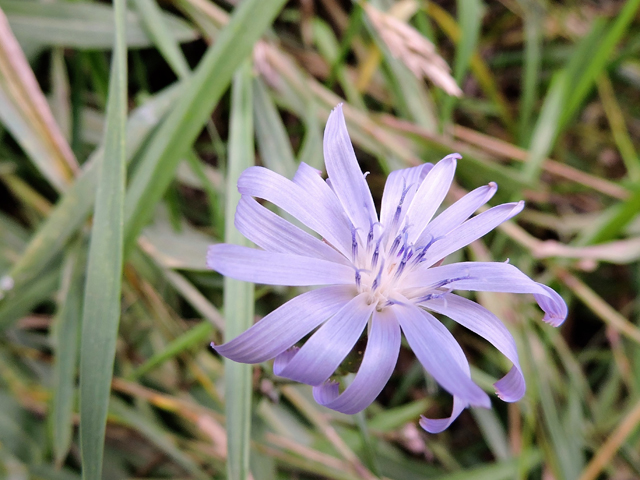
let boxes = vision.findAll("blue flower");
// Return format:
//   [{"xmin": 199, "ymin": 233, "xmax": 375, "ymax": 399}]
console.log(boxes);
[{"xmin": 208, "ymin": 104, "xmax": 567, "ymax": 432}]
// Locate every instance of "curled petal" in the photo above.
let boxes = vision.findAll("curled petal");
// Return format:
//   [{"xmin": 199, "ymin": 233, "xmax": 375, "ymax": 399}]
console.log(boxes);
[
  {"xmin": 323, "ymin": 105, "xmax": 377, "ymax": 234},
  {"xmin": 418, "ymin": 182, "xmax": 497, "ymax": 244},
  {"xmin": 235, "ymin": 196, "xmax": 348, "ymax": 265},
  {"xmin": 405, "ymin": 261, "xmax": 567, "ymax": 326},
  {"xmin": 207, "ymin": 244, "xmax": 354, "ymax": 286},
  {"xmin": 392, "ymin": 301, "xmax": 490, "ymax": 408},
  {"xmin": 401, "ymin": 154, "xmax": 459, "ymax": 244},
  {"xmin": 312, "ymin": 308, "xmax": 401, "ymax": 414},
  {"xmin": 238, "ymin": 166, "xmax": 352, "ymax": 256},
  {"xmin": 380, "ymin": 163, "xmax": 433, "ymax": 229},
  {"xmin": 275, "ymin": 293, "xmax": 374, "ymax": 386},
  {"xmin": 419, "ymin": 396, "xmax": 468, "ymax": 434},
  {"xmin": 213, "ymin": 286, "xmax": 353, "ymax": 363},
  {"xmin": 422, "ymin": 294, "xmax": 525, "ymax": 402},
  {"xmin": 421, "ymin": 201, "xmax": 524, "ymax": 267}
]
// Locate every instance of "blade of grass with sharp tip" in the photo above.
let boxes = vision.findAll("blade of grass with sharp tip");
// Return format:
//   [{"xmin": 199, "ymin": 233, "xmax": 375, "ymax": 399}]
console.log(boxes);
[
  {"xmin": 78, "ymin": 0, "xmax": 127, "ymax": 478},
  {"xmin": 253, "ymin": 76, "xmax": 297, "ymax": 178},
  {"xmin": 51, "ymin": 242, "xmax": 84, "ymax": 467},
  {"xmin": 224, "ymin": 60, "xmax": 255, "ymax": 480},
  {"xmin": 0, "ymin": 8, "xmax": 78, "ymax": 192},
  {"xmin": 123, "ymin": 0, "xmax": 288, "ymax": 252},
  {"xmin": 132, "ymin": 0, "xmax": 191, "ymax": 80}
]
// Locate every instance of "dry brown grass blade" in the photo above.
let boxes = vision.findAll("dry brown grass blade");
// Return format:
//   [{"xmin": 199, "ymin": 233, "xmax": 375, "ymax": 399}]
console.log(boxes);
[
  {"xmin": 364, "ymin": 2, "xmax": 462, "ymax": 96},
  {"xmin": 0, "ymin": 8, "xmax": 78, "ymax": 191}
]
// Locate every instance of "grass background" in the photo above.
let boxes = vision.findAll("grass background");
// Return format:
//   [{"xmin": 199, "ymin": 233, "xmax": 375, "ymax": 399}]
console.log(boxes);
[{"xmin": 0, "ymin": 0, "xmax": 640, "ymax": 479}]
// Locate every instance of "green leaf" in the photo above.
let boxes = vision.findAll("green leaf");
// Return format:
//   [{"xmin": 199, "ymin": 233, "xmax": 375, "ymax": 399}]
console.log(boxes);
[
  {"xmin": 78, "ymin": 0, "xmax": 127, "ymax": 477},
  {"xmin": 253, "ymin": 77, "xmax": 297, "ymax": 179},
  {"xmin": 50, "ymin": 244, "xmax": 84, "ymax": 467},
  {"xmin": 132, "ymin": 0, "xmax": 191, "ymax": 80},
  {"xmin": 224, "ymin": 60, "xmax": 255, "ymax": 480}
]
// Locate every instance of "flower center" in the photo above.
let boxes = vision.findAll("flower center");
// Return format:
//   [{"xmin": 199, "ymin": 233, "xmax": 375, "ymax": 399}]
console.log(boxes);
[{"xmin": 352, "ymin": 218, "xmax": 435, "ymax": 310}]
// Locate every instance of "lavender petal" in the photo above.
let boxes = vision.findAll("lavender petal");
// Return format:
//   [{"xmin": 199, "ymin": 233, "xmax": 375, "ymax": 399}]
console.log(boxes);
[
  {"xmin": 422, "ymin": 294, "xmax": 525, "ymax": 402},
  {"xmin": 238, "ymin": 166, "xmax": 352, "ymax": 257},
  {"xmin": 323, "ymin": 105, "xmax": 377, "ymax": 234},
  {"xmin": 392, "ymin": 301, "xmax": 491, "ymax": 408},
  {"xmin": 419, "ymin": 396, "xmax": 468, "ymax": 433},
  {"xmin": 274, "ymin": 293, "xmax": 375, "ymax": 385},
  {"xmin": 380, "ymin": 163, "xmax": 433, "ymax": 229},
  {"xmin": 401, "ymin": 154, "xmax": 459, "ymax": 244},
  {"xmin": 312, "ymin": 308, "xmax": 401, "ymax": 414},
  {"xmin": 213, "ymin": 286, "xmax": 353, "ymax": 363},
  {"xmin": 235, "ymin": 195, "xmax": 348, "ymax": 265},
  {"xmin": 207, "ymin": 244, "xmax": 354, "ymax": 286},
  {"xmin": 418, "ymin": 182, "xmax": 498, "ymax": 244},
  {"xmin": 421, "ymin": 201, "xmax": 524, "ymax": 267},
  {"xmin": 405, "ymin": 261, "xmax": 567, "ymax": 326}
]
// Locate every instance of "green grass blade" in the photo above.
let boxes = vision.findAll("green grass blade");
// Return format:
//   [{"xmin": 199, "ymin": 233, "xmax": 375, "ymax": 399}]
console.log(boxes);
[
  {"xmin": 522, "ymin": 70, "xmax": 567, "ymax": 182},
  {"xmin": 132, "ymin": 0, "xmax": 191, "ymax": 80},
  {"xmin": 51, "ymin": 244, "xmax": 84, "ymax": 466},
  {"xmin": 562, "ymin": 0, "xmax": 640, "ymax": 125},
  {"xmin": 78, "ymin": 0, "xmax": 127, "ymax": 478},
  {"xmin": 517, "ymin": 1, "xmax": 543, "ymax": 146},
  {"xmin": 224, "ymin": 60, "xmax": 255, "ymax": 480},
  {"xmin": 253, "ymin": 77, "xmax": 297, "ymax": 178},
  {"xmin": 123, "ymin": 0, "xmax": 288, "ymax": 252},
  {"xmin": 442, "ymin": 0, "xmax": 483, "ymax": 126},
  {"xmin": 130, "ymin": 320, "xmax": 214, "ymax": 379}
]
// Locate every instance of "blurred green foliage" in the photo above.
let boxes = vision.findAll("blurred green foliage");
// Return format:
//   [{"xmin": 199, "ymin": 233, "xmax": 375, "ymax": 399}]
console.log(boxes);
[{"xmin": 0, "ymin": 0, "xmax": 640, "ymax": 479}]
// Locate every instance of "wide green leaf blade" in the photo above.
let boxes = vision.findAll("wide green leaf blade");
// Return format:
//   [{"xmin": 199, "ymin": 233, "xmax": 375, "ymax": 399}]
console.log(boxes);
[
  {"xmin": 224, "ymin": 61, "xmax": 256, "ymax": 480},
  {"xmin": 78, "ymin": 0, "xmax": 127, "ymax": 478}
]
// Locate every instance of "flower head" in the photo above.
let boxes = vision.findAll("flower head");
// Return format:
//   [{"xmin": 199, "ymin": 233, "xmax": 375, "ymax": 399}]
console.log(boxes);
[{"xmin": 208, "ymin": 104, "xmax": 567, "ymax": 432}]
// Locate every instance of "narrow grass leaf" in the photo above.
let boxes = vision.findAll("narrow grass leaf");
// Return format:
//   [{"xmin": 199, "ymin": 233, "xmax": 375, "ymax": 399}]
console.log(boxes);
[
  {"xmin": 132, "ymin": 0, "xmax": 191, "ymax": 80},
  {"xmin": 253, "ymin": 76, "xmax": 297, "ymax": 178},
  {"xmin": 130, "ymin": 321, "xmax": 214, "ymax": 379},
  {"xmin": 517, "ymin": 1, "xmax": 543, "ymax": 145},
  {"xmin": 442, "ymin": 0, "xmax": 483, "ymax": 123},
  {"xmin": 123, "ymin": 0, "xmax": 288, "ymax": 251},
  {"xmin": 522, "ymin": 71, "xmax": 567, "ymax": 182},
  {"xmin": 224, "ymin": 60, "xmax": 255, "ymax": 480},
  {"xmin": 562, "ymin": 0, "xmax": 640, "ymax": 125},
  {"xmin": 51, "ymin": 244, "xmax": 84, "ymax": 467},
  {"xmin": 78, "ymin": 0, "xmax": 127, "ymax": 478}
]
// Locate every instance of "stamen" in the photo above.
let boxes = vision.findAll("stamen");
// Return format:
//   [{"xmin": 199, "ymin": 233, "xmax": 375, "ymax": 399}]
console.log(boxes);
[
  {"xmin": 371, "ymin": 260, "xmax": 385, "ymax": 291},
  {"xmin": 351, "ymin": 225, "xmax": 359, "ymax": 261},
  {"xmin": 355, "ymin": 270, "xmax": 362, "ymax": 290},
  {"xmin": 395, "ymin": 246, "xmax": 413, "ymax": 278},
  {"xmin": 371, "ymin": 237, "xmax": 382, "ymax": 269},
  {"xmin": 391, "ymin": 180, "xmax": 412, "ymax": 227},
  {"xmin": 389, "ymin": 225, "xmax": 410, "ymax": 256}
]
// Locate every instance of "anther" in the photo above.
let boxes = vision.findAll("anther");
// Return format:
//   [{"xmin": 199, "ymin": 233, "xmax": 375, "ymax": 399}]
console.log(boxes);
[
  {"xmin": 371, "ymin": 260, "xmax": 385, "ymax": 291},
  {"xmin": 351, "ymin": 226, "xmax": 359, "ymax": 261}
]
